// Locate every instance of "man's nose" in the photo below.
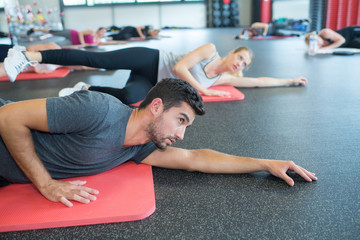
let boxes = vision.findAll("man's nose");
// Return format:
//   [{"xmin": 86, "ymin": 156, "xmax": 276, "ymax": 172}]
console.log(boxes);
[{"xmin": 175, "ymin": 126, "xmax": 186, "ymax": 141}]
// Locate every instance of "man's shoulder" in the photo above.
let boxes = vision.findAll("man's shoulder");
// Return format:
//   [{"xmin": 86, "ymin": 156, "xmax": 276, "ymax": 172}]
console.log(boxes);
[
  {"xmin": 76, "ymin": 90, "xmax": 123, "ymax": 103},
  {"xmin": 48, "ymin": 91, "xmax": 128, "ymax": 111}
]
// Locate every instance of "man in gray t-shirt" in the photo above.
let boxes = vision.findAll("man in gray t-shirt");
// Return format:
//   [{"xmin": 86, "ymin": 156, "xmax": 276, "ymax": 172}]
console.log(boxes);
[
  {"xmin": 0, "ymin": 90, "xmax": 157, "ymax": 184},
  {"xmin": 0, "ymin": 78, "xmax": 317, "ymax": 207}
]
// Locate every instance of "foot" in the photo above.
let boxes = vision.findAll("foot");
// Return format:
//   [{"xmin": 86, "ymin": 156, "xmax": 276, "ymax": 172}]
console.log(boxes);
[
  {"xmin": 58, "ymin": 88, "xmax": 78, "ymax": 97},
  {"xmin": 0, "ymin": 63, "xmax": 6, "ymax": 78},
  {"xmin": 7, "ymin": 45, "xmax": 27, "ymax": 58},
  {"xmin": 58, "ymin": 82, "xmax": 90, "ymax": 97},
  {"xmin": 4, "ymin": 48, "xmax": 37, "ymax": 82},
  {"xmin": 12, "ymin": 45, "xmax": 27, "ymax": 53},
  {"xmin": 73, "ymin": 81, "xmax": 90, "ymax": 90}
]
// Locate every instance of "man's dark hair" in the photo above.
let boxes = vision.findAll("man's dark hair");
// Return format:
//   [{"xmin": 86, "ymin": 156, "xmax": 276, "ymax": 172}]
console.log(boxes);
[{"xmin": 138, "ymin": 78, "xmax": 205, "ymax": 116}]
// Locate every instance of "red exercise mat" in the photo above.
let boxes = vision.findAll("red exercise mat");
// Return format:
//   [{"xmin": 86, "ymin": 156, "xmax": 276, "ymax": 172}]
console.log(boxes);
[
  {"xmin": 0, "ymin": 161, "xmax": 155, "ymax": 232},
  {"xmin": 131, "ymin": 85, "xmax": 245, "ymax": 107},
  {"xmin": 0, "ymin": 68, "xmax": 71, "ymax": 81}
]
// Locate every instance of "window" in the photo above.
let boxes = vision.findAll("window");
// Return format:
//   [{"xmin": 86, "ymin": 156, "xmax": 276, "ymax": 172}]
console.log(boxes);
[
  {"xmin": 62, "ymin": 0, "xmax": 202, "ymax": 6},
  {"xmin": 63, "ymin": 0, "xmax": 87, "ymax": 6},
  {"xmin": 137, "ymin": 0, "xmax": 181, "ymax": 2}
]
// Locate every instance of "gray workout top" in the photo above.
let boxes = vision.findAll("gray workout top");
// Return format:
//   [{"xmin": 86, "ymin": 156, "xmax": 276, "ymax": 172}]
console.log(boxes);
[{"xmin": 157, "ymin": 50, "xmax": 222, "ymax": 88}]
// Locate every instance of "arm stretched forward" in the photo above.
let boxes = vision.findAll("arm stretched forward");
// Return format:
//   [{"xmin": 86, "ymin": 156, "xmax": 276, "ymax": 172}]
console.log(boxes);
[
  {"xmin": 215, "ymin": 73, "xmax": 308, "ymax": 87},
  {"xmin": 142, "ymin": 147, "xmax": 317, "ymax": 187}
]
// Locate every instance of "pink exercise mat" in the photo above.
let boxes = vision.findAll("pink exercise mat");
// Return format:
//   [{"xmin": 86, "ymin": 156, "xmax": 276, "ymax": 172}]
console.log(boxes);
[
  {"xmin": 0, "ymin": 161, "xmax": 155, "ymax": 232},
  {"xmin": 0, "ymin": 68, "xmax": 71, "ymax": 81},
  {"xmin": 131, "ymin": 85, "xmax": 245, "ymax": 107}
]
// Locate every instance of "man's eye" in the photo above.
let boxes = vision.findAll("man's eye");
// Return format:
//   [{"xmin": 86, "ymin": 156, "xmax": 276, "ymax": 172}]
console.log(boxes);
[{"xmin": 179, "ymin": 118, "xmax": 184, "ymax": 124}]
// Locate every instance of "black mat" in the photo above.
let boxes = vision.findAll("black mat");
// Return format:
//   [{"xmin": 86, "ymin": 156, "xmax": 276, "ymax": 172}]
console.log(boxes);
[{"xmin": 0, "ymin": 28, "xmax": 359, "ymax": 239}]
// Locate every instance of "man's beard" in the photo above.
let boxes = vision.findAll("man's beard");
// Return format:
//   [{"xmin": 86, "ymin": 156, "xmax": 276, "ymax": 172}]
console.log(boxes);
[{"xmin": 145, "ymin": 116, "xmax": 174, "ymax": 150}]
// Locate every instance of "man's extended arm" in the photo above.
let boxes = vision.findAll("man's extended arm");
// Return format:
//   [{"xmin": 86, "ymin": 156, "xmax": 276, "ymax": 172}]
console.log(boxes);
[
  {"xmin": 0, "ymin": 99, "xmax": 99, "ymax": 207},
  {"xmin": 142, "ymin": 147, "xmax": 317, "ymax": 186}
]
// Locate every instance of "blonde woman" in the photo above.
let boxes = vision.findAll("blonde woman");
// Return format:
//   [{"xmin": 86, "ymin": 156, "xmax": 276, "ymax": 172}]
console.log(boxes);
[{"xmin": 2, "ymin": 43, "xmax": 307, "ymax": 104}]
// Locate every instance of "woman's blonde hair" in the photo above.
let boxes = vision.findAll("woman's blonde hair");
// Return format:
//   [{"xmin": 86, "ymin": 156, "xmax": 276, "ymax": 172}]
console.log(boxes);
[
  {"xmin": 304, "ymin": 32, "xmax": 311, "ymax": 45},
  {"xmin": 227, "ymin": 46, "xmax": 254, "ymax": 77}
]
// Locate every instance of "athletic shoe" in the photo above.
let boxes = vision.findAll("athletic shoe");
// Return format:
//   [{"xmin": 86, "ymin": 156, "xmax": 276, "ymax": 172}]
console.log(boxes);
[
  {"xmin": 73, "ymin": 81, "xmax": 89, "ymax": 90},
  {"xmin": 6, "ymin": 45, "xmax": 27, "ymax": 68},
  {"xmin": 7, "ymin": 45, "xmax": 27, "ymax": 56},
  {"xmin": 58, "ymin": 88, "xmax": 77, "ymax": 97},
  {"xmin": 4, "ymin": 48, "xmax": 37, "ymax": 82},
  {"xmin": 58, "ymin": 82, "xmax": 89, "ymax": 97}
]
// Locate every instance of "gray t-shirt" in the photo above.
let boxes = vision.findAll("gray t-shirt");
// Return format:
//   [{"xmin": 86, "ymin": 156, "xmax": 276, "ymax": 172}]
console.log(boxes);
[
  {"xmin": 0, "ymin": 91, "xmax": 157, "ymax": 183},
  {"xmin": 157, "ymin": 50, "xmax": 222, "ymax": 88}
]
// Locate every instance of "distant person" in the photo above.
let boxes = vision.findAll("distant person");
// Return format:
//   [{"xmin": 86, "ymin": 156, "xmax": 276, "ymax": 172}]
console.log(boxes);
[
  {"xmin": 305, "ymin": 26, "xmax": 360, "ymax": 49},
  {"xmin": 107, "ymin": 25, "xmax": 160, "ymax": 40},
  {"xmin": 235, "ymin": 22, "xmax": 288, "ymax": 39},
  {"xmin": 28, "ymin": 27, "xmax": 125, "ymax": 46},
  {"xmin": 235, "ymin": 19, "xmax": 309, "ymax": 39}
]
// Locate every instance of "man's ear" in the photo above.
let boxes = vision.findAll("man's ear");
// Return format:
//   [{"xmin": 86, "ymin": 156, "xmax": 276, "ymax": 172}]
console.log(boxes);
[{"xmin": 150, "ymin": 98, "xmax": 163, "ymax": 116}]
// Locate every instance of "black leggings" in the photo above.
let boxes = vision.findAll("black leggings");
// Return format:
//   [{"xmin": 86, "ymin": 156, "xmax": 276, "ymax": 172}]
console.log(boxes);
[
  {"xmin": 49, "ymin": 29, "xmax": 72, "ymax": 39},
  {"xmin": 0, "ymin": 44, "xmax": 13, "ymax": 62},
  {"xmin": 337, "ymin": 26, "xmax": 360, "ymax": 48},
  {"xmin": 41, "ymin": 47, "xmax": 160, "ymax": 104},
  {"xmin": 0, "ymin": 176, "xmax": 10, "ymax": 187}
]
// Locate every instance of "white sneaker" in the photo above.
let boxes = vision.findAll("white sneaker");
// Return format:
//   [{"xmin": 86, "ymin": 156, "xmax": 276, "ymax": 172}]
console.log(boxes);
[
  {"xmin": 58, "ymin": 87, "xmax": 77, "ymax": 97},
  {"xmin": 73, "ymin": 81, "xmax": 89, "ymax": 90},
  {"xmin": 4, "ymin": 48, "xmax": 38, "ymax": 82},
  {"xmin": 58, "ymin": 82, "xmax": 89, "ymax": 97},
  {"xmin": 7, "ymin": 45, "xmax": 27, "ymax": 57}
]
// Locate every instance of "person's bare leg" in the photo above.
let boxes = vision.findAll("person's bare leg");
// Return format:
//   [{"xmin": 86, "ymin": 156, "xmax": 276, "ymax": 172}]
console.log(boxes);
[
  {"xmin": 0, "ymin": 62, "xmax": 6, "ymax": 77},
  {"xmin": 24, "ymin": 52, "xmax": 43, "ymax": 63}
]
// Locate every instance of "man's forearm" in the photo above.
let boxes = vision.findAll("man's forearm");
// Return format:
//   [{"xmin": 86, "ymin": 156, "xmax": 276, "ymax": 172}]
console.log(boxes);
[{"xmin": 189, "ymin": 149, "xmax": 269, "ymax": 174}]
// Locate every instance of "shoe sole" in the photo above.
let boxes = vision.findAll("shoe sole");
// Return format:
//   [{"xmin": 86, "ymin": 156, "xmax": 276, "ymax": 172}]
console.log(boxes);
[{"xmin": 4, "ymin": 58, "xmax": 16, "ymax": 83}]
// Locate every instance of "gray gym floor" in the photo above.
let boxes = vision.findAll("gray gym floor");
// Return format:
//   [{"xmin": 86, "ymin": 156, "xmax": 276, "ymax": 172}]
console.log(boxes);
[{"xmin": 0, "ymin": 28, "xmax": 359, "ymax": 239}]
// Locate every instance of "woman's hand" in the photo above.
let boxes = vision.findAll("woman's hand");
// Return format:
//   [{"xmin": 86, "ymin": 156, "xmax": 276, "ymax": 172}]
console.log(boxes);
[
  {"xmin": 291, "ymin": 77, "xmax": 308, "ymax": 86},
  {"xmin": 202, "ymin": 89, "xmax": 230, "ymax": 97}
]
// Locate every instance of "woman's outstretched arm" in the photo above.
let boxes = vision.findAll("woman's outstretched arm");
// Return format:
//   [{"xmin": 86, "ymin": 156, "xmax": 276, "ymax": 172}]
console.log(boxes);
[{"xmin": 215, "ymin": 73, "xmax": 308, "ymax": 87}]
